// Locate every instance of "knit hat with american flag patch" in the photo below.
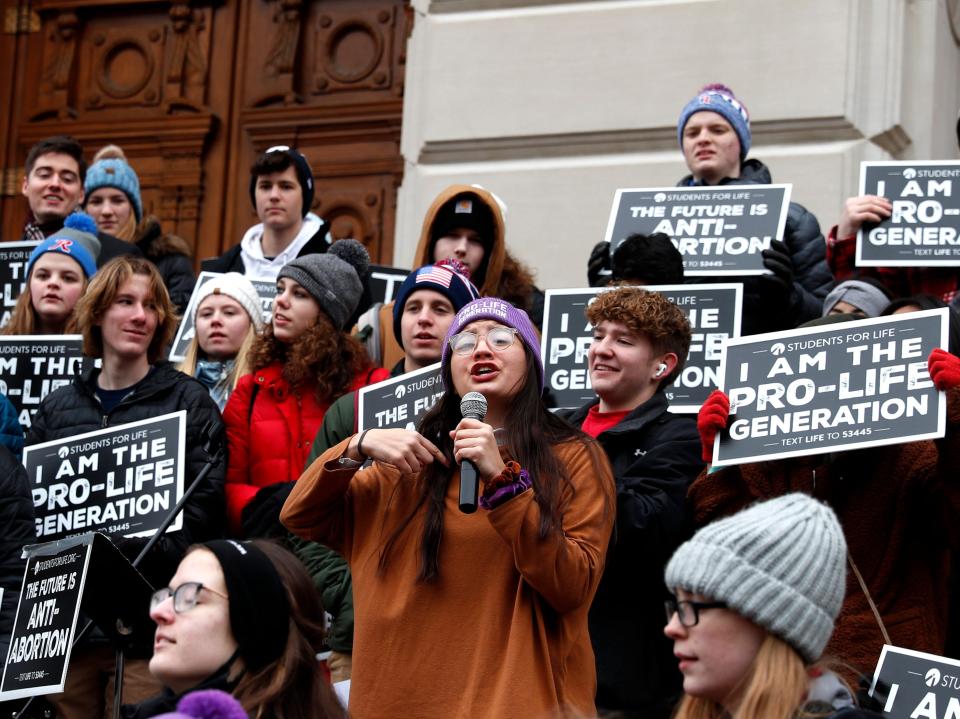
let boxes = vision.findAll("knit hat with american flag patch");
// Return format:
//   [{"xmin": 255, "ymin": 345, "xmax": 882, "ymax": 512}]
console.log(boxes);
[{"xmin": 392, "ymin": 259, "xmax": 480, "ymax": 349}]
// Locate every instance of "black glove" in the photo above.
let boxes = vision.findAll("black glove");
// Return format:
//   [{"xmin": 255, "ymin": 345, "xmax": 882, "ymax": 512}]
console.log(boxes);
[
  {"xmin": 760, "ymin": 239, "xmax": 794, "ymax": 299},
  {"xmin": 241, "ymin": 482, "xmax": 297, "ymax": 539},
  {"xmin": 587, "ymin": 241, "xmax": 612, "ymax": 287}
]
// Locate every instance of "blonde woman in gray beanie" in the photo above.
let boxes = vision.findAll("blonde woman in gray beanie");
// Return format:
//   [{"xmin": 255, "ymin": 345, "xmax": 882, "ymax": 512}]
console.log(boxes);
[
  {"xmin": 664, "ymin": 493, "xmax": 880, "ymax": 719},
  {"xmin": 221, "ymin": 240, "xmax": 389, "ymax": 537}
]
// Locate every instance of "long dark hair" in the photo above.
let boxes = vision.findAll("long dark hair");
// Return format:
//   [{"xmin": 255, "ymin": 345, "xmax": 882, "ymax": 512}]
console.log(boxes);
[
  {"xmin": 232, "ymin": 541, "xmax": 345, "ymax": 719},
  {"xmin": 377, "ymin": 346, "xmax": 606, "ymax": 582}
]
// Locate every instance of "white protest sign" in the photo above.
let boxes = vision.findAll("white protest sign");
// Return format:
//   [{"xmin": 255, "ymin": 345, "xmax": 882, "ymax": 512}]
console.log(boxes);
[
  {"xmin": 603, "ymin": 186, "xmax": 791, "ymax": 276},
  {"xmin": 714, "ymin": 309, "xmax": 948, "ymax": 466},
  {"xmin": 869, "ymin": 645, "xmax": 960, "ymax": 718},
  {"xmin": 24, "ymin": 412, "xmax": 187, "ymax": 541},
  {"xmin": 856, "ymin": 161, "xmax": 960, "ymax": 267}
]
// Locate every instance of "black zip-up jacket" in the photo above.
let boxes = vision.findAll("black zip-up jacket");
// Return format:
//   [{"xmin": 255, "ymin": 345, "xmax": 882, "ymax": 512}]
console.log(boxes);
[
  {"xmin": 0, "ymin": 445, "xmax": 33, "ymax": 664},
  {"xmin": 26, "ymin": 362, "xmax": 226, "ymax": 589},
  {"xmin": 678, "ymin": 158, "xmax": 834, "ymax": 335},
  {"xmin": 560, "ymin": 393, "xmax": 703, "ymax": 719}
]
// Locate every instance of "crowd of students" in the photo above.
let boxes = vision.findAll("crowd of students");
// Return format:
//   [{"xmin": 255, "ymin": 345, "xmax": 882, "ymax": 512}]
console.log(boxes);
[{"xmin": 0, "ymin": 83, "xmax": 958, "ymax": 719}]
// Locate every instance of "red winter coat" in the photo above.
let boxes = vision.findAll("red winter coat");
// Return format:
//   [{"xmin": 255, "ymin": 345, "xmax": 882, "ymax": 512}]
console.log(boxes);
[{"xmin": 223, "ymin": 362, "xmax": 388, "ymax": 533}]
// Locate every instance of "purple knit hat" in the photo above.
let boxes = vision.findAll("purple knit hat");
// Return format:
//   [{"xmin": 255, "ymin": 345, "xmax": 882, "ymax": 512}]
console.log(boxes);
[{"xmin": 441, "ymin": 297, "xmax": 543, "ymax": 392}]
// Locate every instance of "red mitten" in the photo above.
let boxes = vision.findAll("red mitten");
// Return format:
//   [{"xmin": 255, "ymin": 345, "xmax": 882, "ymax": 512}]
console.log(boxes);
[
  {"xmin": 697, "ymin": 390, "xmax": 731, "ymax": 463},
  {"xmin": 928, "ymin": 348, "xmax": 960, "ymax": 390}
]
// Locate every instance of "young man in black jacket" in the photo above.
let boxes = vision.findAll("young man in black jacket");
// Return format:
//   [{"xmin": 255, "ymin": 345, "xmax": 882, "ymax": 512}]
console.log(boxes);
[
  {"xmin": 560, "ymin": 286, "xmax": 703, "ymax": 719},
  {"xmin": 27, "ymin": 256, "xmax": 225, "ymax": 719},
  {"xmin": 20, "ymin": 135, "xmax": 140, "ymax": 266},
  {"xmin": 201, "ymin": 146, "xmax": 330, "ymax": 280}
]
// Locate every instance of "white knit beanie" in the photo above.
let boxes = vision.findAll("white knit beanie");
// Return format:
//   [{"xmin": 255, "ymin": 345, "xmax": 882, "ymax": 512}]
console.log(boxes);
[
  {"xmin": 665, "ymin": 493, "xmax": 847, "ymax": 663},
  {"xmin": 193, "ymin": 272, "xmax": 265, "ymax": 331}
]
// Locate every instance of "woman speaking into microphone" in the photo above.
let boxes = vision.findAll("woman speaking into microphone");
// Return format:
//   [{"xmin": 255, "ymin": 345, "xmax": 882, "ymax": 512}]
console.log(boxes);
[{"xmin": 282, "ymin": 297, "xmax": 615, "ymax": 719}]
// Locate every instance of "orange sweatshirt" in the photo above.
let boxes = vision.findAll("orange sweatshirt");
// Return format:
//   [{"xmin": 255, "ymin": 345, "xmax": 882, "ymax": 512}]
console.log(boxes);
[{"xmin": 281, "ymin": 437, "xmax": 615, "ymax": 719}]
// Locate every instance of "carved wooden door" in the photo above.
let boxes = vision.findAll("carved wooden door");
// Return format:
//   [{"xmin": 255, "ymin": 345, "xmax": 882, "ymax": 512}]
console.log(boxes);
[{"xmin": 0, "ymin": 0, "xmax": 411, "ymax": 265}]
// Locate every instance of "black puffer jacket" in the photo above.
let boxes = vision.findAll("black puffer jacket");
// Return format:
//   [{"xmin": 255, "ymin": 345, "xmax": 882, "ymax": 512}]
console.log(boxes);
[
  {"xmin": 26, "ymin": 362, "xmax": 226, "ymax": 588},
  {"xmin": 679, "ymin": 158, "xmax": 834, "ymax": 334},
  {"xmin": 136, "ymin": 218, "xmax": 196, "ymax": 317},
  {"xmin": 560, "ymin": 393, "xmax": 704, "ymax": 719},
  {"xmin": 0, "ymin": 445, "xmax": 34, "ymax": 664}
]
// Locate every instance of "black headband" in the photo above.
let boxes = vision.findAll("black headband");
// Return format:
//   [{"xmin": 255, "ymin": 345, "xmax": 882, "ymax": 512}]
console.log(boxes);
[{"xmin": 202, "ymin": 540, "xmax": 290, "ymax": 672}]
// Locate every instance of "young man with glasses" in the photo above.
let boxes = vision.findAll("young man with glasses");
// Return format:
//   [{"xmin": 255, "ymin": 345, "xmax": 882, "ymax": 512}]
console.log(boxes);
[
  {"xmin": 558, "ymin": 286, "xmax": 704, "ymax": 719},
  {"xmin": 202, "ymin": 146, "xmax": 331, "ymax": 281}
]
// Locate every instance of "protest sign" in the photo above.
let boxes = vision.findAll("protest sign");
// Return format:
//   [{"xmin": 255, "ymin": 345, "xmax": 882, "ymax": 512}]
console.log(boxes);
[
  {"xmin": 603, "ymin": 186, "xmax": 791, "ymax": 276},
  {"xmin": 713, "ymin": 308, "xmax": 948, "ymax": 467},
  {"xmin": 541, "ymin": 285, "xmax": 743, "ymax": 412},
  {"xmin": 369, "ymin": 264, "xmax": 411, "ymax": 305},
  {"xmin": 856, "ymin": 161, "xmax": 960, "ymax": 266},
  {"xmin": 869, "ymin": 645, "xmax": 960, "ymax": 718},
  {"xmin": 169, "ymin": 272, "xmax": 276, "ymax": 361},
  {"xmin": 358, "ymin": 363, "xmax": 443, "ymax": 431},
  {"xmin": 24, "ymin": 412, "xmax": 186, "ymax": 541},
  {"xmin": 0, "ymin": 336, "xmax": 90, "ymax": 430},
  {"xmin": 0, "ymin": 241, "xmax": 39, "ymax": 329},
  {"xmin": 0, "ymin": 538, "xmax": 91, "ymax": 700}
]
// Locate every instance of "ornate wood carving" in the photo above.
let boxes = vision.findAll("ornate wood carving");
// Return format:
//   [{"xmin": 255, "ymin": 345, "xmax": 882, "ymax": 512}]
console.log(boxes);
[
  {"xmin": 30, "ymin": 11, "xmax": 79, "ymax": 121},
  {"xmin": 255, "ymin": 0, "xmax": 304, "ymax": 106},
  {"xmin": 165, "ymin": 0, "xmax": 208, "ymax": 112}
]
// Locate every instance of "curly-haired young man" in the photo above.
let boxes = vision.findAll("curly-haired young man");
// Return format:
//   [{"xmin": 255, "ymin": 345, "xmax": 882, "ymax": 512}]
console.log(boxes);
[{"xmin": 559, "ymin": 286, "xmax": 704, "ymax": 719}]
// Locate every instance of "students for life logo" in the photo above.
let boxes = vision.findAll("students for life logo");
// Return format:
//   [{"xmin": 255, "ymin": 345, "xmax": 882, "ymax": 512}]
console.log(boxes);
[
  {"xmin": 903, "ymin": 168, "xmax": 918, "ymax": 180},
  {"xmin": 926, "ymin": 668, "xmax": 942, "ymax": 687},
  {"xmin": 394, "ymin": 384, "xmax": 406, "ymax": 399},
  {"xmin": 771, "ymin": 342, "xmax": 786, "ymax": 355}
]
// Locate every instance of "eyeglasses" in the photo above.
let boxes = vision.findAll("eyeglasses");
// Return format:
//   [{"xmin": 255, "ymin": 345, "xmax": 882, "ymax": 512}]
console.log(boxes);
[
  {"xmin": 664, "ymin": 595, "xmax": 727, "ymax": 628},
  {"xmin": 449, "ymin": 327, "xmax": 519, "ymax": 356},
  {"xmin": 150, "ymin": 582, "xmax": 228, "ymax": 614}
]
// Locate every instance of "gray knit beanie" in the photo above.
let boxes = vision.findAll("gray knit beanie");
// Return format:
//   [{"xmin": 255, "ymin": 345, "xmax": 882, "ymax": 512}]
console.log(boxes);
[
  {"xmin": 664, "ymin": 493, "xmax": 847, "ymax": 663},
  {"xmin": 277, "ymin": 239, "xmax": 368, "ymax": 331}
]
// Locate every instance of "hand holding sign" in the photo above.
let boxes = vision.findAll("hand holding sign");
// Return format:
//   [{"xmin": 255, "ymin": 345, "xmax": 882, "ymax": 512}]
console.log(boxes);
[
  {"xmin": 928, "ymin": 348, "xmax": 960, "ymax": 390},
  {"xmin": 697, "ymin": 390, "xmax": 731, "ymax": 463},
  {"xmin": 838, "ymin": 194, "xmax": 892, "ymax": 239},
  {"xmin": 759, "ymin": 239, "xmax": 795, "ymax": 300}
]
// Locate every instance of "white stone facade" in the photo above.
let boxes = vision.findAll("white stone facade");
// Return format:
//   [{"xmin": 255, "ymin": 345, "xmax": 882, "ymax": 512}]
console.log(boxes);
[{"xmin": 396, "ymin": 0, "xmax": 960, "ymax": 288}]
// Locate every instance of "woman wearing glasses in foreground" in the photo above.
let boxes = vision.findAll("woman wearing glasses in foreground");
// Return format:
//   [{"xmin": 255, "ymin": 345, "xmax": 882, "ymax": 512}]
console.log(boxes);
[
  {"xmin": 663, "ymin": 493, "xmax": 881, "ymax": 719},
  {"xmin": 282, "ymin": 297, "xmax": 615, "ymax": 719},
  {"xmin": 125, "ymin": 539, "xmax": 344, "ymax": 719}
]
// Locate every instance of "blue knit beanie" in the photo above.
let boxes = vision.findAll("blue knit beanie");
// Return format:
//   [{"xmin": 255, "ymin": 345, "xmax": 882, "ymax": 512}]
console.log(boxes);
[
  {"xmin": 85, "ymin": 149, "xmax": 143, "ymax": 222},
  {"xmin": 27, "ymin": 213, "xmax": 101, "ymax": 279},
  {"xmin": 392, "ymin": 260, "xmax": 480, "ymax": 349},
  {"xmin": 678, "ymin": 84, "xmax": 752, "ymax": 160}
]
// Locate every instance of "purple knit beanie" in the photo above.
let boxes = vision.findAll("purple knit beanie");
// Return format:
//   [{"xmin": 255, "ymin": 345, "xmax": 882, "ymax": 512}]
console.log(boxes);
[{"xmin": 441, "ymin": 297, "xmax": 543, "ymax": 392}]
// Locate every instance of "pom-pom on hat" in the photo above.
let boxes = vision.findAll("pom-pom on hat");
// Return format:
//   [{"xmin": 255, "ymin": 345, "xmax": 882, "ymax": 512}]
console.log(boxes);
[
  {"xmin": 678, "ymin": 83, "xmax": 752, "ymax": 160},
  {"xmin": 391, "ymin": 260, "xmax": 481, "ymax": 349},
  {"xmin": 665, "ymin": 493, "xmax": 847, "ymax": 663},
  {"xmin": 152, "ymin": 689, "xmax": 249, "ymax": 719},
  {"xmin": 441, "ymin": 297, "xmax": 543, "ymax": 392},
  {"xmin": 27, "ymin": 212, "xmax": 102, "ymax": 279},
  {"xmin": 84, "ymin": 145, "xmax": 143, "ymax": 222},
  {"xmin": 277, "ymin": 239, "xmax": 368, "ymax": 331},
  {"xmin": 193, "ymin": 273, "xmax": 265, "ymax": 332}
]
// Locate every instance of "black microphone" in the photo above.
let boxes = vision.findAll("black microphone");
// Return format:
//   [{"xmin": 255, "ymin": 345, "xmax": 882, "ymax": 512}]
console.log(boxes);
[{"xmin": 458, "ymin": 391, "xmax": 488, "ymax": 514}]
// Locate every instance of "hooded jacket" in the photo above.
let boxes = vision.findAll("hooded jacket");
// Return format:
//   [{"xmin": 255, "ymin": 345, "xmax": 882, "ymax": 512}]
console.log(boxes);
[
  {"xmin": 678, "ymin": 159, "xmax": 834, "ymax": 335},
  {"xmin": 412, "ymin": 184, "xmax": 544, "ymax": 326},
  {"xmin": 200, "ymin": 213, "xmax": 330, "ymax": 280},
  {"xmin": 135, "ymin": 218, "xmax": 195, "ymax": 316},
  {"xmin": 560, "ymin": 393, "xmax": 703, "ymax": 718},
  {"xmin": 26, "ymin": 363, "xmax": 226, "ymax": 588}
]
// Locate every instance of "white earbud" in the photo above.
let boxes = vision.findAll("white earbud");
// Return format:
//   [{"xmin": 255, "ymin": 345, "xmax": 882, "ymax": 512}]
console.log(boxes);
[{"xmin": 655, "ymin": 363, "xmax": 668, "ymax": 378}]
